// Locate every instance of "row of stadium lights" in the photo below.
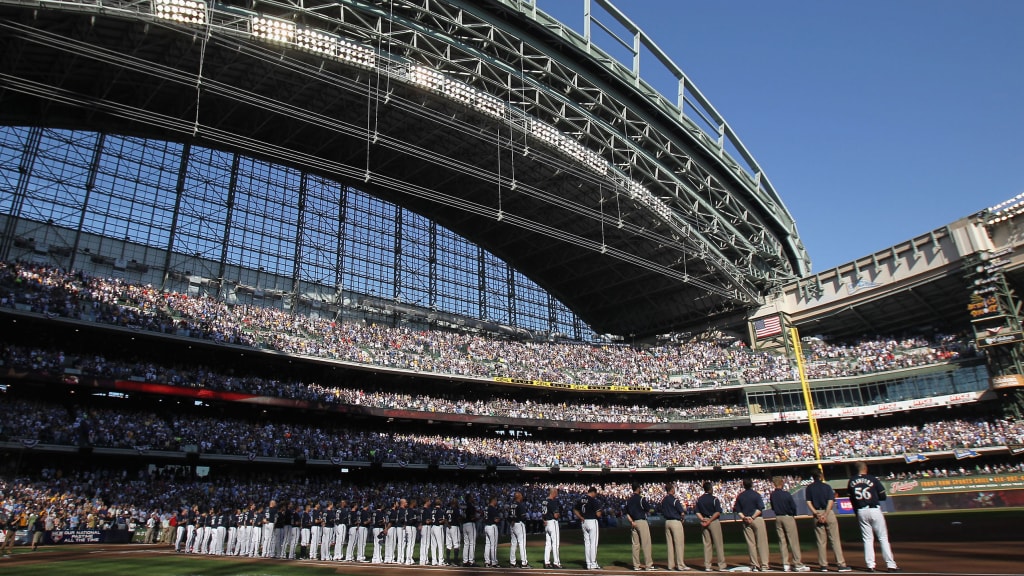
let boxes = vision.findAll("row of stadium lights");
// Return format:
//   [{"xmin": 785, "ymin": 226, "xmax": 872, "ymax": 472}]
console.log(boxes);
[
  {"xmin": 988, "ymin": 192, "xmax": 1024, "ymax": 224},
  {"xmin": 151, "ymin": 0, "xmax": 677, "ymax": 227}
]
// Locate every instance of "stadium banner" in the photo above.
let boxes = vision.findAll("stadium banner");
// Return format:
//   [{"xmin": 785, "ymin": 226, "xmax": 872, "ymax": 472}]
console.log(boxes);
[
  {"xmin": 47, "ymin": 529, "xmax": 132, "ymax": 544},
  {"xmin": 885, "ymin": 473, "xmax": 1024, "ymax": 496},
  {"xmin": 991, "ymin": 374, "xmax": 1024, "ymax": 389},
  {"xmin": 749, "ymin": 390, "xmax": 989, "ymax": 423},
  {"xmin": 977, "ymin": 332, "xmax": 1024, "ymax": 348},
  {"xmin": 492, "ymin": 376, "xmax": 651, "ymax": 392},
  {"xmin": 889, "ymin": 489, "xmax": 1024, "ymax": 511}
]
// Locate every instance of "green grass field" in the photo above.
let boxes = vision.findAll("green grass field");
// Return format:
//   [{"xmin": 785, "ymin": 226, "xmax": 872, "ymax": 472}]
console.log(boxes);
[{"xmin": 5, "ymin": 510, "xmax": 1022, "ymax": 575}]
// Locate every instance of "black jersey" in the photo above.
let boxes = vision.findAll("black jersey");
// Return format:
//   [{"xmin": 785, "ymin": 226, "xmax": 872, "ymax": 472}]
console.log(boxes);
[{"xmin": 541, "ymin": 498, "xmax": 560, "ymax": 521}]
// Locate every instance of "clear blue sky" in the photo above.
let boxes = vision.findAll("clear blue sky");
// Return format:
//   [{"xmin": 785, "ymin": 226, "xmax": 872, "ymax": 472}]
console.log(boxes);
[{"xmin": 538, "ymin": 0, "xmax": 1024, "ymax": 273}]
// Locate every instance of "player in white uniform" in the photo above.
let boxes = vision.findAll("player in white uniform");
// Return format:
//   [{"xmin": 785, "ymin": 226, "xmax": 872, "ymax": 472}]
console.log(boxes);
[
  {"xmin": 574, "ymin": 486, "xmax": 602, "ymax": 570},
  {"xmin": 461, "ymin": 496, "xmax": 479, "ymax": 567},
  {"xmin": 542, "ymin": 487, "xmax": 562, "ymax": 569},
  {"xmin": 849, "ymin": 462, "xmax": 900, "ymax": 572},
  {"xmin": 508, "ymin": 491, "xmax": 530, "ymax": 568},
  {"xmin": 483, "ymin": 496, "xmax": 501, "ymax": 568}
]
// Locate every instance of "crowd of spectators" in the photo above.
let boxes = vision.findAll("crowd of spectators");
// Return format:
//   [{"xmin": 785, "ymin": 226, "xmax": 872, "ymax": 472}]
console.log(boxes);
[
  {"xmin": 1, "ymin": 396, "xmax": 1020, "ymax": 468},
  {"xmin": 1, "ymin": 344, "xmax": 747, "ymax": 424},
  {"xmin": 1, "ymin": 261, "xmax": 969, "ymax": 391},
  {"xmin": 3, "ymin": 456, "xmax": 1023, "ymax": 538}
]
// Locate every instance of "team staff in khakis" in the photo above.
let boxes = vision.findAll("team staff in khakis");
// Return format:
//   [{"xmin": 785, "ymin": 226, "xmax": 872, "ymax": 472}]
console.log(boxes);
[
  {"xmin": 769, "ymin": 477, "xmax": 810, "ymax": 572},
  {"xmin": 624, "ymin": 483, "xmax": 654, "ymax": 571},
  {"xmin": 735, "ymin": 478, "xmax": 770, "ymax": 571},
  {"xmin": 806, "ymin": 472, "xmax": 852, "ymax": 572},
  {"xmin": 848, "ymin": 462, "xmax": 900, "ymax": 573},
  {"xmin": 574, "ymin": 486, "xmax": 602, "ymax": 570},
  {"xmin": 542, "ymin": 487, "xmax": 563, "ymax": 569},
  {"xmin": 695, "ymin": 481, "xmax": 727, "ymax": 572},
  {"xmin": 661, "ymin": 483, "xmax": 688, "ymax": 571}
]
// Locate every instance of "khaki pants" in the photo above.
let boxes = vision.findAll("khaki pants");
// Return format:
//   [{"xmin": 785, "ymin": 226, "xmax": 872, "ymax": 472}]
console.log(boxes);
[
  {"xmin": 665, "ymin": 519, "xmax": 686, "ymax": 569},
  {"xmin": 742, "ymin": 517, "xmax": 769, "ymax": 570},
  {"xmin": 813, "ymin": 510, "xmax": 846, "ymax": 568},
  {"xmin": 630, "ymin": 519, "xmax": 653, "ymax": 569},
  {"xmin": 775, "ymin": 515, "xmax": 804, "ymax": 568},
  {"xmin": 701, "ymin": 519, "xmax": 727, "ymax": 571}
]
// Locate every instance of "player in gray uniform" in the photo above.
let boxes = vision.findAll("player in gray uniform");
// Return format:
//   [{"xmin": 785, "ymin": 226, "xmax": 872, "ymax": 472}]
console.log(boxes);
[
  {"xmin": 574, "ymin": 486, "xmax": 602, "ymax": 570},
  {"xmin": 848, "ymin": 462, "xmax": 900, "ymax": 572},
  {"xmin": 508, "ymin": 491, "xmax": 530, "ymax": 568},
  {"xmin": 806, "ymin": 472, "xmax": 852, "ymax": 572}
]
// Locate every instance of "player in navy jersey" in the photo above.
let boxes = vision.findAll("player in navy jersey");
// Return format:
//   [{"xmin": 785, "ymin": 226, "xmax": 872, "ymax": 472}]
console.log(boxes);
[
  {"xmin": 542, "ymin": 487, "xmax": 562, "ymax": 569},
  {"xmin": 508, "ymin": 491, "xmax": 530, "ymax": 568},
  {"xmin": 848, "ymin": 462, "xmax": 900, "ymax": 572},
  {"xmin": 484, "ymin": 496, "xmax": 502, "ymax": 568},
  {"xmin": 574, "ymin": 486, "xmax": 603, "ymax": 570}
]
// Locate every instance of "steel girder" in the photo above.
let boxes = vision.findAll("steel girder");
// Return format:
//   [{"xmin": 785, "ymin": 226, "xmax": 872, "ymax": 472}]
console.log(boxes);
[{"xmin": 0, "ymin": 0, "xmax": 809, "ymax": 336}]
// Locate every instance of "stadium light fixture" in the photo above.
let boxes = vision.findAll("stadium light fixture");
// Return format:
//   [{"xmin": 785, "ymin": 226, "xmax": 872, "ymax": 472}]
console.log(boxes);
[
  {"xmin": 338, "ymin": 38, "xmax": 376, "ymax": 68},
  {"xmin": 296, "ymin": 28, "xmax": 338, "ymax": 58},
  {"xmin": 153, "ymin": 0, "xmax": 206, "ymax": 25},
  {"xmin": 251, "ymin": 16, "xmax": 296, "ymax": 45}
]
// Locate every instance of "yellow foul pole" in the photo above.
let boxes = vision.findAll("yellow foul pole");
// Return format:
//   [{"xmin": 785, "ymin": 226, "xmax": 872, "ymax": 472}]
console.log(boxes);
[{"xmin": 789, "ymin": 326, "xmax": 823, "ymax": 476}]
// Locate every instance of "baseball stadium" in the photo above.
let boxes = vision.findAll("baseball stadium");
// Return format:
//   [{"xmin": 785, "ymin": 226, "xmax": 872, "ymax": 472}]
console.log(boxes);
[{"xmin": 0, "ymin": 0, "xmax": 1021, "ymax": 575}]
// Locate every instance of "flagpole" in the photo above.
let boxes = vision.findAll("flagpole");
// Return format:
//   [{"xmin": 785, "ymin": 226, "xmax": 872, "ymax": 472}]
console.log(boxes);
[{"xmin": 789, "ymin": 326, "xmax": 824, "ymax": 477}]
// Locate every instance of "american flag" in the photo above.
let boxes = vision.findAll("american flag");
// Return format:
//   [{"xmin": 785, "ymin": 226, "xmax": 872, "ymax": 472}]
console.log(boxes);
[{"xmin": 753, "ymin": 316, "xmax": 782, "ymax": 339}]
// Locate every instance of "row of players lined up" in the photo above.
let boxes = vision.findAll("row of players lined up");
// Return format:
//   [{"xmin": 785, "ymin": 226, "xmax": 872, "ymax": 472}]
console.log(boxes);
[
  {"xmin": 1, "ymin": 344, "xmax": 748, "ymax": 424},
  {"xmin": 1, "ymin": 397, "xmax": 1020, "ymax": 468},
  {"xmin": 62, "ymin": 470, "xmax": 894, "ymax": 572},
  {"xmin": 2, "ymin": 261, "xmax": 967, "ymax": 389}
]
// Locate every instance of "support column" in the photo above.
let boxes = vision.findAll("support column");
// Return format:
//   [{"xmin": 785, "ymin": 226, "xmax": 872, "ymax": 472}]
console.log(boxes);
[
  {"xmin": 428, "ymin": 220, "xmax": 437, "ymax": 311},
  {"xmin": 506, "ymin": 262, "xmax": 517, "ymax": 328},
  {"xmin": 393, "ymin": 207, "xmax": 403, "ymax": 301},
  {"xmin": 160, "ymin": 143, "xmax": 190, "ymax": 289},
  {"xmin": 69, "ymin": 133, "xmax": 106, "ymax": 271},
  {"xmin": 291, "ymin": 172, "xmax": 308, "ymax": 306},
  {"xmin": 217, "ymin": 153, "xmax": 240, "ymax": 287},
  {"xmin": 477, "ymin": 245, "xmax": 487, "ymax": 320},
  {"xmin": 0, "ymin": 126, "xmax": 43, "ymax": 261}
]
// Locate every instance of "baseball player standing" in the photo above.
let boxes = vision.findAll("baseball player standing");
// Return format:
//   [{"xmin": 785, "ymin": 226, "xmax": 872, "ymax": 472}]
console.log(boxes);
[
  {"xmin": 484, "ymin": 496, "xmax": 501, "ymax": 568},
  {"xmin": 344, "ymin": 501, "xmax": 361, "ymax": 561},
  {"xmin": 806, "ymin": 472, "xmax": 852, "ymax": 572},
  {"xmin": 735, "ymin": 478, "xmax": 769, "ymax": 571},
  {"xmin": 462, "ymin": 495, "xmax": 479, "ymax": 567},
  {"xmin": 310, "ymin": 504, "xmax": 323, "ymax": 560},
  {"xmin": 574, "ymin": 486, "xmax": 602, "ymax": 570},
  {"xmin": 174, "ymin": 508, "xmax": 188, "ymax": 552},
  {"xmin": 321, "ymin": 502, "xmax": 336, "ymax": 561},
  {"xmin": 261, "ymin": 501, "xmax": 277, "ymax": 558},
  {"xmin": 695, "ymin": 481, "xmax": 727, "ymax": 572},
  {"xmin": 385, "ymin": 501, "xmax": 400, "ymax": 563},
  {"xmin": 444, "ymin": 497, "xmax": 461, "ymax": 566},
  {"xmin": 848, "ymin": 462, "xmax": 900, "ymax": 572},
  {"xmin": 508, "ymin": 491, "xmax": 530, "ymax": 568},
  {"xmin": 394, "ymin": 499, "xmax": 409, "ymax": 564},
  {"xmin": 403, "ymin": 499, "xmax": 419, "ymax": 565},
  {"xmin": 770, "ymin": 477, "xmax": 810, "ymax": 571},
  {"xmin": 333, "ymin": 500, "xmax": 348, "ymax": 561},
  {"xmin": 371, "ymin": 503, "xmax": 386, "ymax": 564},
  {"xmin": 429, "ymin": 499, "xmax": 444, "ymax": 565},
  {"xmin": 541, "ymin": 487, "xmax": 562, "ymax": 569},
  {"xmin": 625, "ymin": 483, "xmax": 654, "ymax": 571},
  {"xmin": 419, "ymin": 498, "xmax": 433, "ymax": 565}
]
